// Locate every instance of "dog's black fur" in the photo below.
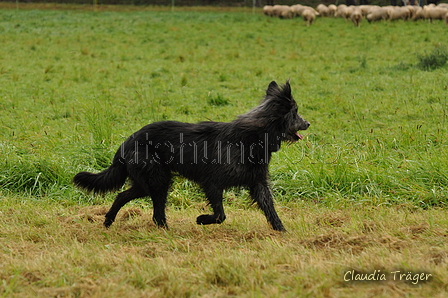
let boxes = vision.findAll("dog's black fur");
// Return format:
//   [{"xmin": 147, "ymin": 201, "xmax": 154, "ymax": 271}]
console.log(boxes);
[{"xmin": 73, "ymin": 80, "xmax": 310, "ymax": 231}]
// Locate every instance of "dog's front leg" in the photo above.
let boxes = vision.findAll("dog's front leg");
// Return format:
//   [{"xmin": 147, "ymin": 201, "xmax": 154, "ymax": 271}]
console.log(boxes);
[
  {"xmin": 250, "ymin": 183, "xmax": 285, "ymax": 231},
  {"xmin": 196, "ymin": 186, "xmax": 226, "ymax": 225}
]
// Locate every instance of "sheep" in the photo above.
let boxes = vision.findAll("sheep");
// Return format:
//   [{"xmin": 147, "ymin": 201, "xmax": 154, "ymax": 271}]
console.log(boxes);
[
  {"xmin": 328, "ymin": 4, "xmax": 337, "ymax": 16},
  {"xmin": 293, "ymin": 5, "xmax": 319, "ymax": 18},
  {"xmin": 263, "ymin": 5, "xmax": 274, "ymax": 17},
  {"xmin": 405, "ymin": 6, "xmax": 416, "ymax": 18},
  {"xmin": 359, "ymin": 5, "xmax": 380, "ymax": 17},
  {"xmin": 412, "ymin": 6, "xmax": 425, "ymax": 21},
  {"xmin": 423, "ymin": 6, "xmax": 448, "ymax": 22},
  {"xmin": 280, "ymin": 7, "xmax": 294, "ymax": 19},
  {"xmin": 263, "ymin": 3, "xmax": 448, "ymax": 26},
  {"xmin": 345, "ymin": 6, "xmax": 356, "ymax": 20},
  {"xmin": 272, "ymin": 5, "xmax": 294, "ymax": 19},
  {"xmin": 305, "ymin": 6, "xmax": 319, "ymax": 16},
  {"xmin": 316, "ymin": 4, "xmax": 331, "ymax": 17},
  {"xmin": 335, "ymin": 4, "xmax": 349, "ymax": 19},
  {"xmin": 387, "ymin": 6, "xmax": 411, "ymax": 21},
  {"xmin": 350, "ymin": 7, "xmax": 363, "ymax": 27},
  {"xmin": 366, "ymin": 7, "xmax": 389, "ymax": 23},
  {"xmin": 291, "ymin": 4, "xmax": 306, "ymax": 17},
  {"xmin": 271, "ymin": 5, "xmax": 283, "ymax": 17},
  {"xmin": 302, "ymin": 8, "xmax": 317, "ymax": 26}
]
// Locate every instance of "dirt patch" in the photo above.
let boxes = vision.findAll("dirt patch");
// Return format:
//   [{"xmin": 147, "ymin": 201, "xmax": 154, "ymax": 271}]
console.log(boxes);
[
  {"xmin": 301, "ymin": 232, "xmax": 372, "ymax": 253},
  {"xmin": 314, "ymin": 211, "xmax": 349, "ymax": 228},
  {"xmin": 36, "ymin": 278, "xmax": 98, "ymax": 298},
  {"xmin": 119, "ymin": 208, "xmax": 144, "ymax": 221},
  {"xmin": 56, "ymin": 206, "xmax": 150, "ymax": 242},
  {"xmin": 427, "ymin": 249, "xmax": 448, "ymax": 265},
  {"xmin": 60, "ymin": 206, "xmax": 146, "ymax": 225},
  {"xmin": 22, "ymin": 271, "xmax": 43, "ymax": 283},
  {"xmin": 377, "ymin": 235, "xmax": 407, "ymax": 251},
  {"xmin": 61, "ymin": 206, "xmax": 109, "ymax": 224},
  {"xmin": 302, "ymin": 232, "xmax": 408, "ymax": 253},
  {"xmin": 406, "ymin": 224, "xmax": 429, "ymax": 235},
  {"xmin": 361, "ymin": 221, "xmax": 379, "ymax": 233}
]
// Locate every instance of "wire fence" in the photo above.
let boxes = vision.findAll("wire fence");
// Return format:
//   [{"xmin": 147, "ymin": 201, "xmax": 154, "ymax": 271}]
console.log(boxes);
[{"xmin": 2, "ymin": 0, "xmax": 445, "ymax": 8}]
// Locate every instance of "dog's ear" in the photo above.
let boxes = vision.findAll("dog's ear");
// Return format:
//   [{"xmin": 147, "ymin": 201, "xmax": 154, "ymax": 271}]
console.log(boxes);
[
  {"xmin": 266, "ymin": 81, "xmax": 279, "ymax": 96},
  {"xmin": 281, "ymin": 80, "xmax": 292, "ymax": 100}
]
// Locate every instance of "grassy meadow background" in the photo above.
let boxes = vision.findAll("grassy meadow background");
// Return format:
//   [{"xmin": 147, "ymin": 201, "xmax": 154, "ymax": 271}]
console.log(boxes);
[{"xmin": 1, "ymin": 4, "xmax": 448, "ymax": 297}]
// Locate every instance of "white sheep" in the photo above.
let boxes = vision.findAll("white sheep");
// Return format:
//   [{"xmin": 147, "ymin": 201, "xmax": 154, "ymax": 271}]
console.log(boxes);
[
  {"xmin": 335, "ymin": 4, "xmax": 349, "ymax": 19},
  {"xmin": 366, "ymin": 7, "xmax": 389, "ymax": 22},
  {"xmin": 263, "ymin": 5, "xmax": 274, "ymax": 17},
  {"xmin": 272, "ymin": 5, "xmax": 294, "ymax": 19},
  {"xmin": 271, "ymin": 5, "xmax": 283, "ymax": 17},
  {"xmin": 280, "ymin": 7, "xmax": 294, "ymax": 19},
  {"xmin": 291, "ymin": 4, "xmax": 306, "ymax": 17},
  {"xmin": 359, "ymin": 5, "xmax": 380, "ymax": 17},
  {"xmin": 328, "ymin": 4, "xmax": 337, "ymax": 16},
  {"xmin": 305, "ymin": 6, "xmax": 319, "ymax": 16},
  {"xmin": 412, "ymin": 6, "xmax": 425, "ymax": 21},
  {"xmin": 423, "ymin": 6, "xmax": 448, "ymax": 22},
  {"xmin": 387, "ymin": 6, "xmax": 411, "ymax": 21},
  {"xmin": 317, "ymin": 4, "xmax": 331, "ymax": 17},
  {"xmin": 350, "ymin": 7, "xmax": 363, "ymax": 27},
  {"xmin": 302, "ymin": 8, "xmax": 317, "ymax": 26}
]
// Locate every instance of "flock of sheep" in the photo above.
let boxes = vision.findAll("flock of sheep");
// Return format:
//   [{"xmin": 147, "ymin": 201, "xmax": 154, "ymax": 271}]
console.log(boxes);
[{"xmin": 263, "ymin": 3, "xmax": 448, "ymax": 26}]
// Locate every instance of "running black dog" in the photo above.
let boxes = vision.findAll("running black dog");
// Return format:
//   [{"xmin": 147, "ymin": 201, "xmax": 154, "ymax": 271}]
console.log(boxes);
[{"xmin": 74, "ymin": 80, "xmax": 310, "ymax": 231}]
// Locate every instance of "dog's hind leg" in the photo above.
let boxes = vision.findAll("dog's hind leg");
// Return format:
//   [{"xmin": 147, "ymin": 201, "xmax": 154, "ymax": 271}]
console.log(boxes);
[
  {"xmin": 250, "ymin": 183, "xmax": 285, "ymax": 231},
  {"xmin": 121, "ymin": 168, "xmax": 172, "ymax": 229},
  {"xmin": 150, "ymin": 187, "xmax": 169, "ymax": 228},
  {"xmin": 104, "ymin": 184, "xmax": 148, "ymax": 228},
  {"xmin": 148, "ymin": 173, "xmax": 172, "ymax": 228},
  {"xmin": 147, "ymin": 166, "xmax": 172, "ymax": 228},
  {"xmin": 196, "ymin": 186, "xmax": 226, "ymax": 225}
]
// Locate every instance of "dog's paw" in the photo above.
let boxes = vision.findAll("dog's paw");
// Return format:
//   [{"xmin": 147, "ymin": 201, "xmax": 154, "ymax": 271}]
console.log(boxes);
[
  {"xmin": 272, "ymin": 222, "xmax": 286, "ymax": 232},
  {"xmin": 104, "ymin": 218, "xmax": 114, "ymax": 228},
  {"xmin": 196, "ymin": 214, "xmax": 215, "ymax": 225},
  {"xmin": 196, "ymin": 214, "xmax": 225, "ymax": 225},
  {"xmin": 153, "ymin": 217, "xmax": 168, "ymax": 229}
]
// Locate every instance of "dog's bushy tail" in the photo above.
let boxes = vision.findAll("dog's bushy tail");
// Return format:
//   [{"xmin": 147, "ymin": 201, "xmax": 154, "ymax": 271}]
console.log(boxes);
[{"xmin": 73, "ymin": 154, "xmax": 127, "ymax": 194}]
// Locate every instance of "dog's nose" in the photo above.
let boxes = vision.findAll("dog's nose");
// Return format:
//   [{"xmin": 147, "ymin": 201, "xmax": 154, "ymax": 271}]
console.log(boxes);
[{"xmin": 305, "ymin": 121, "xmax": 310, "ymax": 129}]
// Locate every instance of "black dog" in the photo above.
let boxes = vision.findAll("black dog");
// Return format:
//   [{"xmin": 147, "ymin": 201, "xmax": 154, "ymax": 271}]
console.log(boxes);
[{"xmin": 74, "ymin": 80, "xmax": 309, "ymax": 231}]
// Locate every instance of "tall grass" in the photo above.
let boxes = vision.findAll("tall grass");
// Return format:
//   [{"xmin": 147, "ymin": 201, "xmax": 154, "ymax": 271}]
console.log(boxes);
[
  {"xmin": 1, "ymin": 9, "xmax": 447, "ymax": 207},
  {"xmin": 416, "ymin": 44, "xmax": 448, "ymax": 71}
]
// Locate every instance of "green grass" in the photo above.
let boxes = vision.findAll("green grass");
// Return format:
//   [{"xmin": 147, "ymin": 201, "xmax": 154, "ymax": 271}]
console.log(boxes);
[
  {"xmin": 1, "ymin": 5, "xmax": 448, "ymax": 297},
  {"xmin": 416, "ymin": 44, "xmax": 448, "ymax": 70}
]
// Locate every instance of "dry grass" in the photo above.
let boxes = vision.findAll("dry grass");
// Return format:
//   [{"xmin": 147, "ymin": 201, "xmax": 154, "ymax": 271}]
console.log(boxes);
[{"xmin": 1, "ymin": 199, "xmax": 447, "ymax": 297}]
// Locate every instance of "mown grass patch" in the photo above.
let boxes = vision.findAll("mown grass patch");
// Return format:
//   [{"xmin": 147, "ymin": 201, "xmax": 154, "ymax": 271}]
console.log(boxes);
[{"xmin": 0, "ymin": 198, "xmax": 447, "ymax": 297}]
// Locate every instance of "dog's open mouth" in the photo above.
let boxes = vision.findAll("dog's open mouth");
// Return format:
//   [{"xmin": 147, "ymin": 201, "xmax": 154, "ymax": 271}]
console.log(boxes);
[{"xmin": 286, "ymin": 131, "xmax": 304, "ymax": 142}]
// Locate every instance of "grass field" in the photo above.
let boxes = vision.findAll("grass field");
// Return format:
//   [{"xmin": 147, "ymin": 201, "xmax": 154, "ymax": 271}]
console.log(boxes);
[{"xmin": 1, "ymin": 4, "xmax": 448, "ymax": 297}]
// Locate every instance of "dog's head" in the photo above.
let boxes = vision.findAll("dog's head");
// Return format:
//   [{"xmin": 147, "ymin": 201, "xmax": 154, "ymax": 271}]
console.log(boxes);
[{"xmin": 264, "ymin": 80, "xmax": 310, "ymax": 142}]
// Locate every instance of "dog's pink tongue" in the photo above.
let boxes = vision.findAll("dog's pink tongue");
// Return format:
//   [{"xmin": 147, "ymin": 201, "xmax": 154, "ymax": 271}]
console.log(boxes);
[{"xmin": 296, "ymin": 133, "xmax": 303, "ymax": 140}]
